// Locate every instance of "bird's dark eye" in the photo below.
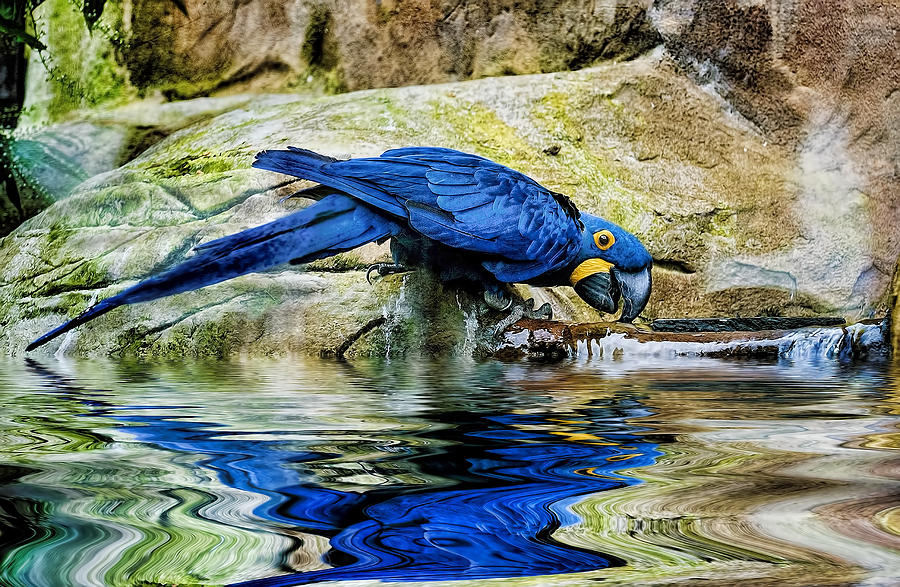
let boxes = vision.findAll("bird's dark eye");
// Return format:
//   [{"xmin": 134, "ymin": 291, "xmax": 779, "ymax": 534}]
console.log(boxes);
[{"xmin": 593, "ymin": 230, "xmax": 615, "ymax": 250}]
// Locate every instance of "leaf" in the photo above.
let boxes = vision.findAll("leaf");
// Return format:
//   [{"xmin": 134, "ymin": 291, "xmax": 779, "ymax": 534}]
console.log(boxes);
[
  {"xmin": 82, "ymin": 0, "xmax": 105, "ymax": 31},
  {"xmin": 0, "ymin": 18, "xmax": 47, "ymax": 51},
  {"xmin": 168, "ymin": 0, "xmax": 188, "ymax": 16}
]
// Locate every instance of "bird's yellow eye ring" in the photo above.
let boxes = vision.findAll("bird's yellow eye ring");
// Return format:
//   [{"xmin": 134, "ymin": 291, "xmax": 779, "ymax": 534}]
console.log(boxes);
[{"xmin": 593, "ymin": 230, "xmax": 615, "ymax": 250}]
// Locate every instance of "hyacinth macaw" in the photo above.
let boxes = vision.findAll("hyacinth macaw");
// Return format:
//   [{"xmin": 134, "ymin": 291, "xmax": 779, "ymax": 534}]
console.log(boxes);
[{"xmin": 26, "ymin": 147, "xmax": 652, "ymax": 351}]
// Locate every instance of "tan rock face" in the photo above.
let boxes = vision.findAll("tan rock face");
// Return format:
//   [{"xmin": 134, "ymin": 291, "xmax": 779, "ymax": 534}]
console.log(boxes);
[
  {"xmin": 651, "ymin": 0, "xmax": 900, "ymax": 319},
  {"xmin": 123, "ymin": 0, "xmax": 660, "ymax": 96}
]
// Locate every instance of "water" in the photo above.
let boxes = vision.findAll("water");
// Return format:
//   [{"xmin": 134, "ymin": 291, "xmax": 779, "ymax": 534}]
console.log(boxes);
[{"xmin": 1, "ymin": 354, "xmax": 898, "ymax": 586}]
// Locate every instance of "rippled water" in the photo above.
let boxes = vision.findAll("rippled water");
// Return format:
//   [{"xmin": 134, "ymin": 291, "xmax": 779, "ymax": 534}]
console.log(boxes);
[{"xmin": 1, "ymin": 354, "xmax": 898, "ymax": 586}]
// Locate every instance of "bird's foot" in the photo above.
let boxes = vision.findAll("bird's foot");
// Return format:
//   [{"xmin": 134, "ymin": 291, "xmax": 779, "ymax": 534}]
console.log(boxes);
[
  {"xmin": 484, "ymin": 290, "xmax": 552, "ymax": 319},
  {"xmin": 524, "ymin": 298, "xmax": 553, "ymax": 321},
  {"xmin": 485, "ymin": 292, "xmax": 553, "ymax": 335},
  {"xmin": 366, "ymin": 263, "xmax": 411, "ymax": 284},
  {"xmin": 483, "ymin": 289, "xmax": 513, "ymax": 312}
]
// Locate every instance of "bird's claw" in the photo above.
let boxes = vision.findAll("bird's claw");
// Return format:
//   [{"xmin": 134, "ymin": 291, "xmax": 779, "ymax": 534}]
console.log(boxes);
[
  {"xmin": 484, "ymin": 290, "xmax": 553, "ymax": 319},
  {"xmin": 366, "ymin": 263, "xmax": 410, "ymax": 284},
  {"xmin": 488, "ymin": 296, "xmax": 554, "ymax": 336},
  {"xmin": 483, "ymin": 290, "xmax": 513, "ymax": 311},
  {"xmin": 525, "ymin": 299, "xmax": 553, "ymax": 321},
  {"xmin": 516, "ymin": 297, "xmax": 553, "ymax": 320}
]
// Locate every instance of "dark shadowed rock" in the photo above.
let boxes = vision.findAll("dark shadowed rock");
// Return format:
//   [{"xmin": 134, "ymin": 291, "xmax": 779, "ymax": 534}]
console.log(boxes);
[{"xmin": 892, "ymin": 263, "xmax": 900, "ymax": 355}]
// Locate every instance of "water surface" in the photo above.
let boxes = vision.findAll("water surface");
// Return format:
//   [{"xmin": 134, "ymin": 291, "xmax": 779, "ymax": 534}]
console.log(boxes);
[{"xmin": 1, "ymin": 355, "xmax": 898, "ymax": 586}]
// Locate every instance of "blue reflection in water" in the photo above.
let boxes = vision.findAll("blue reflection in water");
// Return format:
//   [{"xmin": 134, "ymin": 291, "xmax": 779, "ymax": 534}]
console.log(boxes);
[
  {"xmin": 25, "ymin": 361, "xmax": 660, "ymax": 585},
  {"xmin": 248, "ymin": 411, "xmax": 658, "ymax": 584}
]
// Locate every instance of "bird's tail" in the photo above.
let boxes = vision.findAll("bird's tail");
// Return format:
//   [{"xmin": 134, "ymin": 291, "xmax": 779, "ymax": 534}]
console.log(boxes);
[
  {"xmin": 253, "ymin": 147, "xmax": 408, "ymax": 217},
  {"xmin": 26, "ymin": 195, "xmax": 399, "ymax": 351}
]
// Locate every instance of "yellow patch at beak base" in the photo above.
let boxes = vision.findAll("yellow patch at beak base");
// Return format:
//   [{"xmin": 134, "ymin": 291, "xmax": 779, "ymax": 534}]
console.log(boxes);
[{"xmin": 569, "ymin": 258, "xmax": 614, "ymax": 286}]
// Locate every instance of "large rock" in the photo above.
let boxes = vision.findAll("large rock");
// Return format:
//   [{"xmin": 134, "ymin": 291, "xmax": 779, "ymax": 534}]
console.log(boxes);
[
  {"xmin": 651, "ymin": 0, "xmax": 900, "ymax": 321},
  {"xmin": 124, "ymin": 0, "xmax": 660, "ymax": 97},
  {"xmin": 24, "ymin": 0, "xmax": 660, "ymax": 111},
  {"xmin": 0, "ymin": 53, "xmax": 893, "ymax": 357}
]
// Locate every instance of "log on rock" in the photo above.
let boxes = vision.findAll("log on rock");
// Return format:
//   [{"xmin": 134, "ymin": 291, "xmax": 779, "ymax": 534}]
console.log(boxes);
[
  {"xmin": 492, "ymin": 318, "xmax": 889, "ymax": 362},
  {"xmin": 651, "ymin": 317, "xmax": 846, "ymax": 332}
]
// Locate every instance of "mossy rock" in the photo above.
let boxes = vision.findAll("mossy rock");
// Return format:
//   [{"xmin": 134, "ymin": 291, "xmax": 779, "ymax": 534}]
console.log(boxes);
[
  {"xmin": 1, "ymin": 54, "xmax": 888, "ymax": 357},
  {"xmin": 891, "ymin": 262, "xmax": 900, "ymax": 357},
  {"xmin": 3, "ymin": 93, "xmax": 261, "ymax": 237}
]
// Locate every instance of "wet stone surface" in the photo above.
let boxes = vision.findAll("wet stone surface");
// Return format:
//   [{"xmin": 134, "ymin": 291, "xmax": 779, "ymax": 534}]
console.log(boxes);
[
  {"xmin": 651, "ymin": 317, "xmax": 847, "ymax": 333},
  {"xmin": 493, "ymin": 319, "xmax": 890, "ymax": 362}
]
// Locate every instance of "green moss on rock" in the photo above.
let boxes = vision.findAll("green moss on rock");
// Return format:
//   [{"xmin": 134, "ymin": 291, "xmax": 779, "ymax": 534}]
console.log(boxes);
[
  {"xmin": 304, "ymin": 253, "xmax": 368, "ymax": 272},
  {"xmin": 39, "ymin": 259, "xmax": 111, "ymax": 297},
  {"xmin": 141, "ymin": 146, "xmax": 251, "ymax": 179},
  {"xmin": 22, "ymin": 0, "xmax": 135, "ymax": 124},
  {"xmin": 428, "ymin": 98, "xmax": 534, "ymax": 168}
]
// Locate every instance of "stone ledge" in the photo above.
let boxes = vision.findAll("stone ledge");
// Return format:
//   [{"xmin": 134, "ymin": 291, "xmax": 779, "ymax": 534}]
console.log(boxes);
[{"xmin": 493, "ymin": 319, "xmax": 889, "ymax": 362}]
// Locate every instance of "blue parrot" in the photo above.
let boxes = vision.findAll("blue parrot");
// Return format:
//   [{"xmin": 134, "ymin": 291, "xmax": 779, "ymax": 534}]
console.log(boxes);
[{"xmin": 26, "ymin": 147, "xmax": 652, "ymax": 352}]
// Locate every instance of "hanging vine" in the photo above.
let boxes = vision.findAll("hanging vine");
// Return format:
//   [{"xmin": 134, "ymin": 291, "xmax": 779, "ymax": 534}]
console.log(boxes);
[{"xmin": 0, "ymin": 0, "xmax": 187, "ymax": 234}]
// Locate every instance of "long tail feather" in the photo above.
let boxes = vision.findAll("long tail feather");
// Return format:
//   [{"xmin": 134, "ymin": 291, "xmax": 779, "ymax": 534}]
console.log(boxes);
[
  {"xmin": 253, "ymin": 148, "xmax": 409, "ymax": 217},
  {"xmin": 26, "ymin": 195, "xmax": 399, "ymax": 351}
]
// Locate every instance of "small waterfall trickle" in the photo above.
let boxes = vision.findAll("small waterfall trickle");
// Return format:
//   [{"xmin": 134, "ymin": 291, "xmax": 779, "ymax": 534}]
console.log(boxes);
[
  {"xmin": 454, "ymin": 293, "xmax": 481, "ymax": 359},
  {"xmin": 570, "ymin": 322, "xmax": 887, "ymax": 362},
  {"xmin": 381, "ymin": 275, "xmax": 410, "ymax": 359}
]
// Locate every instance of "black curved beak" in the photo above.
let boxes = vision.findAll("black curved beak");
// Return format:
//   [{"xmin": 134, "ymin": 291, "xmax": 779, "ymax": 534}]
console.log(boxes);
[
  {"xmin": 614, "ymin": 264, "xmax": 652, "ymax": 322},
  {"xmin": 573, "ymin": 264, "xmax": 652, "ymax": 322},
  {"xmin": 573, "ymin": 271, "xmax": 621, "ymax": 315}
]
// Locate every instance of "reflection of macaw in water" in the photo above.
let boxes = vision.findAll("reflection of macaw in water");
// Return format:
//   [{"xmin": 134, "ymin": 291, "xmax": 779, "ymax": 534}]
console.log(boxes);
[
  {"xmin": 26, "ymin": 361, "xmax": 659, "ymax": 585},
  {"xmin": 117, "ymin": 410, "xmax": 659, "ymax": 585}
]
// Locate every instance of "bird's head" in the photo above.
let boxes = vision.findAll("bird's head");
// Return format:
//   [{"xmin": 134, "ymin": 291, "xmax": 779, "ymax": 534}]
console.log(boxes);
[{"xmin": 569, "ymin": 214, "xmax": 652, "ymax": 322}]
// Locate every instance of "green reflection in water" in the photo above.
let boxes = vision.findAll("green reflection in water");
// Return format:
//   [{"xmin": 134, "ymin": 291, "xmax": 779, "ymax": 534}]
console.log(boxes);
[{"xmin": 0, "ymin": 357, "xmax": 898, "ymax": 586}]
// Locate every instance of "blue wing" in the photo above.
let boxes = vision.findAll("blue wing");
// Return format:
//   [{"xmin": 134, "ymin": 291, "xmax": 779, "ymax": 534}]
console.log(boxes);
[{"xmin": 252, "ymin": 147, "xmax": 584, "ymax": 282}]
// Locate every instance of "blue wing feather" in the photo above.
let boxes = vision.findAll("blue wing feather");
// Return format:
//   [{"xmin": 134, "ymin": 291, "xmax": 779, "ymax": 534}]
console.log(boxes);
[
  {"xmin": 435, "ymin": 193, "xmax": 494, "ymax": 212},
  {"xmin": 253, "ymin": 150, "xmax": 409, "ymax": 217},
  {"xmin": 252, "ymin": 147, "xmax": 583, "ymax": 281},
  {"xmin": 424, "ymin": 170, "xmax": 477, "ymax": 186},
  {"xmin": 428, "ymin": 183, "xmax": 480, "ymax": 196}
]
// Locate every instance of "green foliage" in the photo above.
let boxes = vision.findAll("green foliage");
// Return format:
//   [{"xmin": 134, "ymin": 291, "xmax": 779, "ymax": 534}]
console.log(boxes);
[
  {"xmin": 81, "ymin": 0, "xmax": 104, "ymax": 30},
  {"xmin": 1, "ymin": 0, "xmax": 187, "ymax": 44},
  {"xmin": 0, "ymin": 15, "xmax": 45, "ymax": 50}
]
